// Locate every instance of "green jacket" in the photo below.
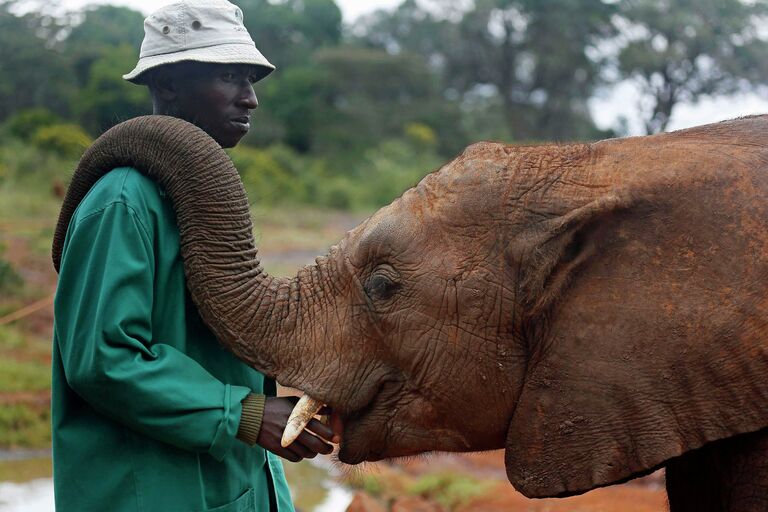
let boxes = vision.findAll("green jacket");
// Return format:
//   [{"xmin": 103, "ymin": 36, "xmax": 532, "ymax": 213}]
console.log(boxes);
[{"xmin": 52, "ymin": 167, "xmax": 294, "ymax": 512}]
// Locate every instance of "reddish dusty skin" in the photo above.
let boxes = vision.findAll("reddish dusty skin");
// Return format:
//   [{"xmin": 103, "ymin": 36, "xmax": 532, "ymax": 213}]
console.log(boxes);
[{"xmin": 55, "ymin": 115, "xmax": 768, "ymax": 510}]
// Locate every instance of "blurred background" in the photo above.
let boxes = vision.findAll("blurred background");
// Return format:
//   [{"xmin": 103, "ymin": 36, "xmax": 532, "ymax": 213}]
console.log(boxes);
[{"xmin": 2, "ymin": 0, "xmax": 768, "ymax": 510}]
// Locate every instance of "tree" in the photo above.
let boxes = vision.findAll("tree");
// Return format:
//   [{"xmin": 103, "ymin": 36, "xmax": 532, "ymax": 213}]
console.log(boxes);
[
  {"xmin": 0, "ymin": 1, "xmax": 76, "ymax": 121},
  {"xmin": 616, "ymin": 0, "xmax": 768, "ymax": 134},
  {"xmin": 66, "ymin": 5, "xmax": 144, "ymax": 49},
  {"xmin": 65, "ymin": 5, "xmax": 145, "ymax": 87},
  {"xmin": 356, "ymin": 0, "xmax": 616, "ymax": 142},
  {"xmin": 312, "ymin": 46, "xmax": 464, "ymax": 157},
  {"xmin": 74, "ymin": 44, "xmax": 151, "ymax": 134},
  {"xmin": 235, "ymin": 0, "xmax": 342, "ymax": 68}
]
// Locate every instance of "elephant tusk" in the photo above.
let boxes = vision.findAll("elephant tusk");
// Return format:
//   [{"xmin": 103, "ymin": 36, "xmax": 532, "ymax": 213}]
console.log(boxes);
[{"xmin": 281, "ymin": 395, "xmax": 324, "ymax": 448}]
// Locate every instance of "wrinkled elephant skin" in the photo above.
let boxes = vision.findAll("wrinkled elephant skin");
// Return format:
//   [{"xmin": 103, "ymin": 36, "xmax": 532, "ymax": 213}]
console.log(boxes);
[{"xmin": 54, "ymin": 115, "xmax": 768, "ymax": 510}]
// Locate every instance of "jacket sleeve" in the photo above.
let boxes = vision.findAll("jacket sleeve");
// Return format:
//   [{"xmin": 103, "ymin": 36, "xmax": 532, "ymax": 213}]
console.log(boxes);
[{"xmin": 54, "ymin": 201, "xmax": 255, "ymax": 461}]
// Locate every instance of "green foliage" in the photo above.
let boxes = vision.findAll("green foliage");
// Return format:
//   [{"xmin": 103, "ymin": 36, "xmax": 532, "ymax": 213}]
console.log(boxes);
[
  {"xmin": 31, "ymin": 123, "xmax": 92, "ymax": 158},
  {"xmin": 311, "ymin": 46, "xmax": 462, "ymax": 155},
  {"xmin": 405, "ymin": 122, "xmax": 437, "ymax": 148},
  {"xmin": 354, "ymin": 473, "xmax": 385, "ymax": 497},
  {"xmin": 407, "ymin": 472, "xmax": 495, "ymax": 510},
  {"xmin": 75, "ymin": 44, "xmax": 151, "ymax": 133},
  {"xmin": 65, "ymin": 4, "xmax": 146, "ymax": 88},
  {"xmin": 66, "ymin": 5, "xmax": 144, "ymax": 50},
  {"xmin": 0, "ymin": 325, "xmax": 26, "ymax": 349},
  {"xmin": 229, "ymin": 145, "xmax": 305, "ymax": 205},
  {"xmin": 0, "ymin": 134, "xmax": 77, "ymax": 185},
  {"xmin": 5, "ymin": 108, "xmax": 62, "ymax": 141},
  {"xmin": 0, "ymin": 245, "xmax": 22, "ymax": 295},
  {"xmin": 0, "ymin": 359, "xmax": 51, "ymax": 393},
  {"xmin": 353, "ymin": 139, "xmax": 434, "ymax": 207},
  {"xmin": 0, "ymin": 2, "xmax": 76, "ymax": 121},
  {"xmin": 616, "ymin": 0, "xmax": 768, "ymax": 133},
  {"xmin": 236, "ymin": 0, "xmax": 342, "ymax": 68},
  {"xmin": 356, "ymin": 0, "xmax": 616, "ymax": 141},
  {"xmin": 0, "ymin": 404, "xmax": 51, "ymax": 448},
  {"xmin": 259, "ymin": 66, "xmax": 328, "ymax": 152}
]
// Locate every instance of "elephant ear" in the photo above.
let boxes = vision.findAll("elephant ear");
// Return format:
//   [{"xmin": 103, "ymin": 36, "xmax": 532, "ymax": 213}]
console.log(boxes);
[{"xmin": 505, "ymin": 179, "xmax": 768, "ymax": 498}]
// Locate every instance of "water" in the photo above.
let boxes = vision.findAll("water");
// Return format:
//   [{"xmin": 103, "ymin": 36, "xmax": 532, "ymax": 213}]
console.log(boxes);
[
  {"xmin": 0, "ymin": 454, "xmax": 352, "ymax": 512},
  {"xmin": 0, "ymin": 480, "xmax": 53, "ymax": 512}
]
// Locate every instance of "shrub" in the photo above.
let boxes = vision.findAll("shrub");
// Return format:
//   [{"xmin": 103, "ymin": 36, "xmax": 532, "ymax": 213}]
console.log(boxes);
[
  {"xmin": 407, "ymin": 472, "xmax": 495, "ymax": 510},
  {"xmin": 405, "ymin": 122, "xmax": 437, "ymax": 149},
  {"xmin": 229, "ymin": 145, "xmax": 304, "ymax": 206},
  {"xmin": 0, "ymin": 244, "xmax": 22, "ymax": 295},
  {"xmin": 355, "ymin": 138, "xmax": 442, "ymax": 207},
  {"xmin": 5, "ymin": 108, "xmax": 62, "ymax": 141},
  {"xmin": 31, "ymin": 123, "xmax": 92, "ymax": 159},
  {"xmin": 317, "ymin": 177, "xmax": 355, "ymax": 210},
  {"xmin": 0, "ymin": 404, "xmax": 51, "ymax": 448}
]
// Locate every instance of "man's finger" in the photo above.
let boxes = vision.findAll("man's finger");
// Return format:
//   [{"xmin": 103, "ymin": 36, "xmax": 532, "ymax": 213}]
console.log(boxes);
[
  {"xmin": 296, "ymin": 430, "xmax": 333, "ymax": 456},
  {"xmin": 277, "ymin": 447, "xmax": 302, "ymax": 463},
  {"xmin": 288, "ymin": 439, "xmax": 316, "ymax": 459},
  {"xmin": 305, "ymin": 418, "xmax": 334, "ymax": 442}
]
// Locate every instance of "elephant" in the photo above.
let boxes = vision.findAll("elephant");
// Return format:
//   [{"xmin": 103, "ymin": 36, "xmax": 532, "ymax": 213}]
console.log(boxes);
[{"xmin": 53, "ymin": 115, "xmax": 768, "ymax": 511}]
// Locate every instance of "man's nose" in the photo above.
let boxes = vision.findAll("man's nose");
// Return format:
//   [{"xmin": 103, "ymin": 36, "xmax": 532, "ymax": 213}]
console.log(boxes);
[{"xmin": 239, "ymin": 83, "xmax": 258, "ymax": 109}]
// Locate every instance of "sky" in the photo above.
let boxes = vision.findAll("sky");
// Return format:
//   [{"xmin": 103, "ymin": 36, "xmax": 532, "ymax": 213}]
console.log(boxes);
[{"xmin": 56, "ymin": 0, "xmax": 768, "ymax": 136}]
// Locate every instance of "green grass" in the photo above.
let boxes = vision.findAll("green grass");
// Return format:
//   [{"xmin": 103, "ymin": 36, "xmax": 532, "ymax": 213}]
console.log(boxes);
[
  {"xmin": 0, "ymin": 457, "xmax": 52, "ymax": 482},
  {"xmin": 0, "ymin": 359, "xmax": 51, "ymax": 393},
  {"xmin": 0, "ymin": 181, "xmax": 63, "ymax": 223},
  {"xmin": 407, "ymin": 472, "xmax": 496, "ymax": 510},
  {"xmin": 0, "ymin": 404, "xmax": 51, "ymax": 448},
  {"xmin": 346, "ymin": 467, "xmax": 497, "ymax": 511}
]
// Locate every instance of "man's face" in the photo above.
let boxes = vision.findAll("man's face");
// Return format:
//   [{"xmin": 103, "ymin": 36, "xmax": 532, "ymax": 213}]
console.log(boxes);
[{"xmin": 170, "ymin": 62, "xmax": 261, "ymax": 148}]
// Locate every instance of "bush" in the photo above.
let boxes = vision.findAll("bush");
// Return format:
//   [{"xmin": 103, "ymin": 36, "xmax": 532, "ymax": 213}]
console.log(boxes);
[
  {"xmin": 407, "ymin": 472, "xmax": 495, "ymax": 510},
  {"xmin": 0, "ymin": 244, "xmax": 22, "ymax": 295},
  {"xmin": 353, "ymin": 138, "xmax": 442, "ymax": 207},
  {"xmin": 404, "ymin": 122, "xmax": 437, "ymax": 149},
  {"xmin": 317, "ymin": 176, "xmax": 355, "ymax": 210},
  {"xmin": 0, "ymin": 404, "xmax": 51, "ymax": 448},
  {"xmin": 229, "ymin": 134, "xmax": 443, "ymax": 211},
  {"xmin": 0, "ymin": 258, "xmax": 22, "ymax": 295},
  {"xmin": 31, "ymin": 123, "xmax": 92, "ymax": 159},
  {"xmin": 5, "ymin": 108, "xmax": 62, "ymax": 141},
  {"xmin": 229, "ymin": 145, "xmax": 304, "ymax": 206}
]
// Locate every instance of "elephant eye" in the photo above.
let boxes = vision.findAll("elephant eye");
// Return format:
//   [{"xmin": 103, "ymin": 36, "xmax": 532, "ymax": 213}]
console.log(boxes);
[{"xmin": 364, "ymin": 267, "xmax": 401, "ymax": 302}]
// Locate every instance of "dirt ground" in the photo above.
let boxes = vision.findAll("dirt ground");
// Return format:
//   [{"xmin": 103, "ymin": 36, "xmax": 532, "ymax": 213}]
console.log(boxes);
[{"xmin": 349, "ymin": 451, "xmax": 667, "ymax": 512}]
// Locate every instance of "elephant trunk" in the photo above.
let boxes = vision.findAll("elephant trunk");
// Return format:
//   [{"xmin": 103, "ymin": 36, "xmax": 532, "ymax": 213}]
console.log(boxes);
[{"xmin": 52, "ymin": 115, "xmax": 327, "ymax": 387}]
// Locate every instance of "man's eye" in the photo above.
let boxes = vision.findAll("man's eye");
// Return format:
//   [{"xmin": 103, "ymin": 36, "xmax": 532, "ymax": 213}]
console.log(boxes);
[
  {"xmin": 248, "ymin": 75, "xmax": 258, "ymax": 84},
  {"xmin": 221, "ymin": 72, "xmax": 237, "ymax": 81}
]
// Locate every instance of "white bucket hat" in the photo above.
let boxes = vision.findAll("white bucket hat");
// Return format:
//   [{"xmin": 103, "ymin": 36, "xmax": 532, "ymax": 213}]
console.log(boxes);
[{"xmin": 123, "ymin": 0, "xmax": 275, "ymax": 84}]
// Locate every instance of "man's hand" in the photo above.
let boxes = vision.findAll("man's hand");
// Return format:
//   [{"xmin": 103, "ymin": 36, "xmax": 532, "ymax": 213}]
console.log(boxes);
[{"xmin": 257, "ymin": 396, "xmax": 334, "ymax": 462}]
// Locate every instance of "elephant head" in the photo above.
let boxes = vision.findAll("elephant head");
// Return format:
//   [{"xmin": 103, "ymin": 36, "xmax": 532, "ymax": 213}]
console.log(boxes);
[{"xmin": 54, "ymin": 115, "xmax": 768, "ymax": 498}]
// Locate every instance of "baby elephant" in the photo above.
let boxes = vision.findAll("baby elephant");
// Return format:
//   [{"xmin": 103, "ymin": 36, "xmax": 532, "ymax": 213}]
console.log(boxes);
[{"xmin": 55, "ymin": 115, "xmax": 768, "ymax": 511}]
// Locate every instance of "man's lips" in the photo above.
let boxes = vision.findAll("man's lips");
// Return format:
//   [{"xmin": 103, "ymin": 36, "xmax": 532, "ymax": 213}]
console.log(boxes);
[{"xmin": 230, "ymin": 116, "xmax": 250, "ymax": 131}]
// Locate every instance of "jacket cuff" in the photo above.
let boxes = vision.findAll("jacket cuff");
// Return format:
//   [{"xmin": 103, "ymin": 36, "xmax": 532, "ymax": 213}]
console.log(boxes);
[{"xmin": 236, "ymin": 393, "xmax": 266, "ymax": 446}]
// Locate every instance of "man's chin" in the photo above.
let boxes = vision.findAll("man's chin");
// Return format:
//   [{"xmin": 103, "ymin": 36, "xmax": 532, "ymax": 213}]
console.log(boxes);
[{"xmin": 217, "ymin": 134, "xmax": 244, "ymax": 149}]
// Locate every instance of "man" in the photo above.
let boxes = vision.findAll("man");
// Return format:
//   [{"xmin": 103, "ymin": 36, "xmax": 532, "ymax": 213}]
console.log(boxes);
[{"xmin": 52, "ymin": 1, "xmax": 333, "ymax": 510}]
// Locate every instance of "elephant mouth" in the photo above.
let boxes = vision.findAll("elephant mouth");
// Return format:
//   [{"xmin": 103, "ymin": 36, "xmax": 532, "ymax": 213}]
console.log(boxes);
[
  {"xmin": 284, "ymin": 378, "xmax": 410, "ymax": 464},
  {"xmin": 335, "ymin": 379, "xmax": 421, "ymax": 464}
]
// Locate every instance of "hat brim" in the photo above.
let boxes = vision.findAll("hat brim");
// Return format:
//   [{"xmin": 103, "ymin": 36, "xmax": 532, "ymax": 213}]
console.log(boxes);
[{"xmin": 123, "ymin": 42, "xmax": 275, "ymax": 84}]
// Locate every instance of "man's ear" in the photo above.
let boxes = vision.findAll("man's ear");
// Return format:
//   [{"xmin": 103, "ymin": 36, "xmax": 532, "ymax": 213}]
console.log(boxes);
[{"xmin": 147, "ymin": 69, "xmax": 178, "ymax": 103}]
